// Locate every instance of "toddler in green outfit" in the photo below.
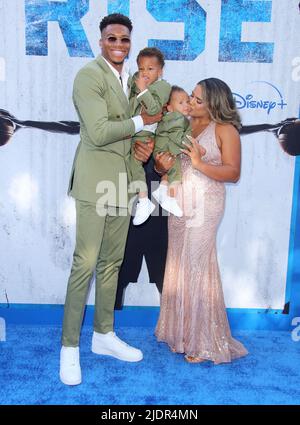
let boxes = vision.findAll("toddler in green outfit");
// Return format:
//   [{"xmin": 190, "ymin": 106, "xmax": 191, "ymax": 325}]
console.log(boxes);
[{"xmin": 129, "ymin": 47, "xmax": 171, "ymax": 225}]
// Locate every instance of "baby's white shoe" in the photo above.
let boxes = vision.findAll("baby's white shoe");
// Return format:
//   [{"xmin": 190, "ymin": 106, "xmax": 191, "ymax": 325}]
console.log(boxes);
[
  {"xmin": 133, "ymin": 197, "xmax": 155, "ymax": 225},
  {"xmin": 161, "ymin": 196, "xmax": 183, "ymax": 217}
]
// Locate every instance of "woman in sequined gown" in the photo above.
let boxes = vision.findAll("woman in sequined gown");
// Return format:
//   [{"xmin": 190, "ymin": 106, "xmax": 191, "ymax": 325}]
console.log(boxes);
[{"xmin": 155, "ymin": 78, "xmax": 248, "ymax": 364}]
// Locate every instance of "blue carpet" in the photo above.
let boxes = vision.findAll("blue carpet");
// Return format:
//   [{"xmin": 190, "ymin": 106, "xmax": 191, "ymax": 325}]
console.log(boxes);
[{"xmin": 0, "ymin": 325, "xmax": 299, "ymax": 405}]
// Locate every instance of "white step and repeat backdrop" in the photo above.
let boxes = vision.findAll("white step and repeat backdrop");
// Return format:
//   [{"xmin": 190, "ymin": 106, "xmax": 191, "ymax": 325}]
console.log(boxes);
[{"xmin": 0, "ymin": 0, "xmax": 299, "ymax": 309}]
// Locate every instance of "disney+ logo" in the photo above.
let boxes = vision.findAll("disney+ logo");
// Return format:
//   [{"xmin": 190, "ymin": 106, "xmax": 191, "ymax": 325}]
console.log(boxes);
[{"xmin": 233, "ymin": 81, "xmax": 287, "ymax": 114}]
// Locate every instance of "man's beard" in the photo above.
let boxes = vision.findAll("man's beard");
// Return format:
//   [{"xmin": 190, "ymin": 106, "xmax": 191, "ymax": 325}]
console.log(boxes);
[{"xmin": 111, "ymin": 59, "xmax": 125, "ymax": 65}]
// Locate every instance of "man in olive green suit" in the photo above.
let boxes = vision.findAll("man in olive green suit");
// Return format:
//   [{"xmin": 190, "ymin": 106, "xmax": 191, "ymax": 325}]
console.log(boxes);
[{"xmin": 60, "ymin": 13, "xmax": 161, "ymax": 386}]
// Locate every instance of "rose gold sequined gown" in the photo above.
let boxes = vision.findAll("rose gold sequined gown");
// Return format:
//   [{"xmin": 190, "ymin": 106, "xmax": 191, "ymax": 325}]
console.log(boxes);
[{"xmin": 155, "ymin": 121, "xmax": 248, "ymax": 364}]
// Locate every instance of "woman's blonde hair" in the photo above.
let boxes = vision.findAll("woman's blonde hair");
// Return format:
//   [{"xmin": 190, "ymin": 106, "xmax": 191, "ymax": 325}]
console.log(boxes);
[{"xmin": 197, "ymin": 78, "xmax": 241, "ymax": 129}]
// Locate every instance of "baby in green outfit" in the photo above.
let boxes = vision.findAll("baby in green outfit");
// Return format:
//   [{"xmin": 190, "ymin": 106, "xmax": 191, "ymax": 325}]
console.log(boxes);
[{"xmin": 152, "ymin": 86, "xmax": 192, "ymax": 217}]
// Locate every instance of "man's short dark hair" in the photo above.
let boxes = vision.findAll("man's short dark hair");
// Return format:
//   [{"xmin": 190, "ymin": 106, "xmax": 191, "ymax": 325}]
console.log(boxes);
[
  {"xmin": 136, "ymin": 47, "xmax": 165, "ymax": 68},
  {"xmin": 99, "ymin": 13, "xmax": 133, "ymax": 33}
]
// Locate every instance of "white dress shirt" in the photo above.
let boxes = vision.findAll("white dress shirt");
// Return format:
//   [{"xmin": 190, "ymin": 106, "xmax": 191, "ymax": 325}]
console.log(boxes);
[{"xmin": 102, "ymin": 57, "xmax": 144, "ymax": 133}]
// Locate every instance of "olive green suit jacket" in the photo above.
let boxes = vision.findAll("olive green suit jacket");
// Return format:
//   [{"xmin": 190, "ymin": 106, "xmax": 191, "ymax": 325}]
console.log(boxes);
[
  {"xmin": 68, "ymin": 56, "xmax": 136, "ymax": 208},
  {"xmin": 154, "ymin": 111, "xmax": 191, "ymax": 155},
  {"xmin": 129, "ymin": 74, "xmax": 172, "ymax": 118}
]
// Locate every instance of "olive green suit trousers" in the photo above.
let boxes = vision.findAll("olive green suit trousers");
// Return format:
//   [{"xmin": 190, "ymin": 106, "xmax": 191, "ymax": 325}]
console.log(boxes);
[{"xmin": 62, "ymin": 201, "xmax": 130, "ymax": 347}]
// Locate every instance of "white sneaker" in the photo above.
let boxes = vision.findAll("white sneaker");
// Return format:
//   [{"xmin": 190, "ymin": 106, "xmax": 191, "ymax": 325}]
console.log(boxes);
[
  {"xmin": 152, "ymin": 186, "xmax": 167, "ymax": 204},
  {"xmin": 133, "ymin": 198, "xmax": 155, "ymax": 226},
  {"xmin": 91, "ymin": 331, "xmax": 143, "ymax": 362},
  {"xmin": 161, "ymin": 196, "xmax": 183, "ymax": 217},
  {"xmin": 59, "ymin": 346, "xmax": 82, "ymax": 386}
]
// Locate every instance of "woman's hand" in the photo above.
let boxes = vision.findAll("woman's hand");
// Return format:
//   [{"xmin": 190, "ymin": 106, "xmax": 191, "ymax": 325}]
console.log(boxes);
[
  {"xmin": 154, "ymin": 151, "xmax": 176, "ymax": 175},
  {"xmin": 180, "ymin": 135, "xmax": 206, "ymax": 169},
  {"xmin": 181, "ymin": 125, "xmax": 241, "ymax": 183}
]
